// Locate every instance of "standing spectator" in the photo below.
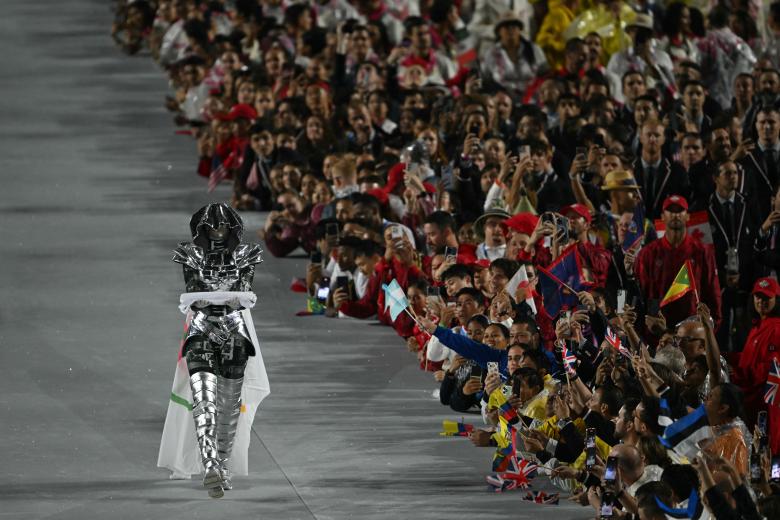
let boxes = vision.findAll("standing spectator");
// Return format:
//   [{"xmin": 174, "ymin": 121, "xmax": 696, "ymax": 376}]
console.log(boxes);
[
  {"xmin": 480, "ymin": 13, "xmax": 547, "ymax": 99},
  {"xmin": 474, "ymin": 209, "xmax": 509, "ymax": 261},
  {"xmin": 734, "ymin": 277, "xmax": 780, "ymax": 454},
  {"xmin": 631, "ymin": 195, "xmax": 722, "ymax": 329},
  {"xmin": 631, "ymin": 119, "xmax": 690, "ymax": 219},
  {"xmin": 607, "ymin": 14, "xmax": 676, "ymax": 96}
]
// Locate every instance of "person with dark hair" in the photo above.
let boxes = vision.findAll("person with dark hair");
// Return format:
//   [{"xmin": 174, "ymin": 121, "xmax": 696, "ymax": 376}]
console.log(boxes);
[
  {"xmin": 734, "ymin": 277, "xmax": 780, "ymax": 455},
  {"xmin": 480, "ymin": 12, "xmax": 548, "ymax": 99},
  {"xmin": 636, "ymin": 481, "xmax": 675, "ymax": 520},
  {"xmin": 697, "ymin": 5, "xmax": 757, "ymax": 109},
  {"xmin": 660, "ymin": 2, "xmax": 700, "ymax": 64},
  {"xmin": 441, "ymin": 264, "xmax": 474, "ymax": 298},
  {"xmin": 615, "ymin": 398, "xmax": 640, "ymax": 446},
  {"xmin": 633, "ymin": 395, "xmax": 664, "ymax": 438},
  {"xmin": 740, "ymin": 106, "xmax": 780, "ymax": 219},
  {"xmin": 703, "ymin": 383, "xmax": 749, "ymax": 476}
]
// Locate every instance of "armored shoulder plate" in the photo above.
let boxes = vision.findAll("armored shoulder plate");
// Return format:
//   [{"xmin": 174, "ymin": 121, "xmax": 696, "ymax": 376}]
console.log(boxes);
[
  {"xmin": 233, "ymin": 244, "xmax": 264, "ymax": 268},
  {"xmin": 172, "ymin": 242, "xmax": 205, "ymax": 270}
]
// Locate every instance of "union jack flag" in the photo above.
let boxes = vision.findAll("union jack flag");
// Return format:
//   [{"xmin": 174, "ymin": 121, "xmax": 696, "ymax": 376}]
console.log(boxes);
[
  {"xmin": 764, "ymin": 358, "xmax": 780, "ymax": 407},
  {"xmin": 606, "ymin": 327, "xmax": 631, "ymax": 358},
  {"xmin": 486, "ymin": 457, "xmax": 539, "ymax": 492},
  {"xmin": 561, "ymin": 344, "xmax": 577, "ymax": 375},
  {"xmin": 207, "ymin": 161, "xmax": 229, "ymax": 192},
  {"xmin": 522, "ymin": 491, "xmax": 560, "ymax": 504}
]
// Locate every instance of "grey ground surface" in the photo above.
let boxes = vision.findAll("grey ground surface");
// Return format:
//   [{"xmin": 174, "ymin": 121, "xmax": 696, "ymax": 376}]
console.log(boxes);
[{"xmin": 0, "ymin": 2, "xmax": 589, "ymax": 519}]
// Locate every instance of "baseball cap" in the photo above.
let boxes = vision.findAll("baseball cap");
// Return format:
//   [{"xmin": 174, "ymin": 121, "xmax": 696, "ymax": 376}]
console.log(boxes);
[
  {"xmin": 561, "ymin": 203, "xmax": 592, "ymax": 223},
  {"xmin": 753, "ymin": 277, "xmax": 780, "ymax": 298},
  {"xmin": 662, "ymin": 195, "xmax": 688, "ymax": 212}
]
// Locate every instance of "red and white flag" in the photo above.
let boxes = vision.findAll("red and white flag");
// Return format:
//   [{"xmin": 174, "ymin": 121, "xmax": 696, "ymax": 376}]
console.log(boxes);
[
  {"xmin": 606, "ymin": 327, "xmax": 631, "ymax": 358},
  {"xmin": 654, "ymin": 210, "xmax": 713, "ymax": 245}
]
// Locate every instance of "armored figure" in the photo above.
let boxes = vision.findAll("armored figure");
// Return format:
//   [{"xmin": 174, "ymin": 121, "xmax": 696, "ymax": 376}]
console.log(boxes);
[{"xmin": 170, "ymin": 203, "xmax": 263, "ymax": 498}]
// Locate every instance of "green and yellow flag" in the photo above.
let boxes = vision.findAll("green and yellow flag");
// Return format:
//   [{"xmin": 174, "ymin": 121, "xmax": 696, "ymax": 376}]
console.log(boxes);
[{"xmin": 660, "ymin": 260, "xmax": 697, "ymax": 307}]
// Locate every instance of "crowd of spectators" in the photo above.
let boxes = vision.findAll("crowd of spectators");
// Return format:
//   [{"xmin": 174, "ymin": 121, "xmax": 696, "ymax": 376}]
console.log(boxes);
[{"xmin": 114, "ymin": 0, "xmax": 780, "ymax": 517}]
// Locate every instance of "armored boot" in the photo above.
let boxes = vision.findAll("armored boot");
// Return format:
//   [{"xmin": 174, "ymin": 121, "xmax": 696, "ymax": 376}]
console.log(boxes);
[
  {"xmin": 216, "ymin": 375, "xmax": 243, "ymax": 490},
  {"xmin": 190, "ymin": 371, "xmax": 223, "ymax": 498}
]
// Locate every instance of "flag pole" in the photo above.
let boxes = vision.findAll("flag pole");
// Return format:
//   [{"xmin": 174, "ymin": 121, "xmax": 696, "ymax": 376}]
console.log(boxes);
[{"xmin": 687, "ymin": 260, "xmax": 700, "ymax": 304}]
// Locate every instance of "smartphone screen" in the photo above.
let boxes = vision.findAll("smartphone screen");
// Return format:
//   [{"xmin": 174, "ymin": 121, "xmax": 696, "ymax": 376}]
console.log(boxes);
[
  {"xmin": 426, "ymin": 286, "xmax": 440, "ymax": 298},
  {"xmin": 647, "ymin": 299, "xmax": 660, "ymax": 316},
  {"xmin": 487, "ymin": 362, "xmax": 499, "ymax": 377},
  {"xmin": 444, "ymin": 246, "xmax": 458, "ymax": 262},
  {"xmin": 585, "ymin": 428, "xmax": 596, "ymax": 468},
  {"xmin": 470, "ymin": 365, "xmax": 483, "ymax": 381},
  {"xmin": 310, "ymin": 251, "xmax": 323, "ymax": 264},
  {"xmin": 616, "ymin": 290, "xmax": 626, "ymax": 314},
  {"xmin": 771, "ymin": 456, "xmax": 780, "ymax": 481},
  {"xmin": 316, "ymin": 285, "xmax": 330, "ymax": 302},
  {"xmin": 603, "ymin": 456, "xmax": 618, "ymax": 483},
  {"xmin": 336, "ymin": 275, "xmax": 350, "ymax": 293},
  {"xmin": 391, "ymin": 226, "xmax": 403, "ymax": 240}
]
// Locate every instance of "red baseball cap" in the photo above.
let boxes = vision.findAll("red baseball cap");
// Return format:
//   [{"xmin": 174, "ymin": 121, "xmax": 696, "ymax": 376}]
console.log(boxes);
[
  {"xmin": 561, "ymin": 203, "xmax": 592, "ymax": 223},
  {"xmin": 752, "ymin": 277, "xmax": 780, "ymax": 297},
  {"xmin": 504, "ymin": 212, "xmax": 539, "ymax": 236},
  {"xmin": 662, "ymin": 195, "xmax": 689, "ymax": 212}
]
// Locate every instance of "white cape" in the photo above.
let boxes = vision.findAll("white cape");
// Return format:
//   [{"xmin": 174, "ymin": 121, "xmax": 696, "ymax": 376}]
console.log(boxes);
[{"xmin": 157, "ymin": 292, "xmax": 270, "ymax": 478}]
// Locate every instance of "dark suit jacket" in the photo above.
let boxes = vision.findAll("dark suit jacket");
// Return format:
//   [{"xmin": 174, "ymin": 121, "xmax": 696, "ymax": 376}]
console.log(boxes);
[
  {"xmin": 706, "ymin": 192, "xmax": 760, "ymax": 291},
  {"xmin": 632, "ymin": 157, "xmax": 691, "ymax": 219},
  {"xmin": 740, "ymin": 148, "xmax": 779, "ymax": 220}
]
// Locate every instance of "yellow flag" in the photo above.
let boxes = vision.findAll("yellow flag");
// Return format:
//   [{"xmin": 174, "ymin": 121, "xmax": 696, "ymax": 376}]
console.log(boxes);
[{"xmin": 660, "ymin": 260, "xmax": 696, "ymax": 307}]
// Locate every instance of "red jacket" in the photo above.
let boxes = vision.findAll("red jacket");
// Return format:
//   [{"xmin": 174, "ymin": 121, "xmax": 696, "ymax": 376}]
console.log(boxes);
[
  {"xmin": 338, "ymin": 257, "xmax": 423, "ymax": 337},
  {"xmin": 735, "ymin": 317, "xmax": 780, "ymax": 454},
  {"xmin": 635, "ymin": 234, "xmax": 722, "ymax": 328},
  {"xmin": 576, "ymin": 241, "xmax": 612, "ymax": 289}
]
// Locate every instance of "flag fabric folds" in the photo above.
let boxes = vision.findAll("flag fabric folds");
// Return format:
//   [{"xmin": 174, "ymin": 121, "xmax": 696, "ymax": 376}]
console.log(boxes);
[
  {"xmin": 606, "ymin": 327, "xmax": 631, "ymax": 358},
  {"xmin": 561, "ymin": 344, "xmax": 578, "ymax": 375},
  {"xmin": 486, "ymin": 457, "xmax": 539, "ymax": 493},
  {"xmin": 382, "ymin": 279, "xmax": 409, "ymax": 321},
  {"xmin": 622, "ymin": 206, "xmax": 645, "ymax": 252},
  {"xmin": 537, "ymin": 244, "xmax": 592, "ymax": 318},
  {"xmin": 439, "ymin": 420, "xmax": 474, "ymax": 437},
  {"xmin": 497, "ymin": 399, "xmax": 520, "ymax": 425},
  {"xmin": 658, "ymin": 404, "xmax": 710, "ymax": 459},
  {"xmin": 522, "ymin": 491, "xmax": 560, "ymax": 505},
  {"xmin": 765, "ymin": 358, "xmax": 780, "ymax": 407},
  {"xmin": 660, "ymin": 260, "xmax": 697, "ymax": 307}
]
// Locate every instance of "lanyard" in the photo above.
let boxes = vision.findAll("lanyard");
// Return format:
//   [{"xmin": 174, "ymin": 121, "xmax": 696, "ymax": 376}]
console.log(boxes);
[{"xmin": 709, "ymin": 196, "xmax": 746, "ymax": 249}]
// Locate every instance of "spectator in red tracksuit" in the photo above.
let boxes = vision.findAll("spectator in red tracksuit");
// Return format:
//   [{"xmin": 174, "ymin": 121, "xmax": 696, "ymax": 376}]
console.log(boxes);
[
  {"xmin": 336, "ymin": 230, "xmax": 424, "ymax": 338},
  {"xmin": 630, "ymin": 195, "xmax": 722, "ymax": 329},
  {"xmin": 734, "ymin": 277, "xmax": 780, "ymax": 455},
  {"xmin": 560, "ymin": 203, "xmax": 612, "ymax": 288}
]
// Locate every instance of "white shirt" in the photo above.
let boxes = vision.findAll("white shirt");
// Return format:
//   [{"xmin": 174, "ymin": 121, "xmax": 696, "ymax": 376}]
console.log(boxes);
[{"xmin": 476, "ymin": 242, "xmax": 507, "ymax": 261}]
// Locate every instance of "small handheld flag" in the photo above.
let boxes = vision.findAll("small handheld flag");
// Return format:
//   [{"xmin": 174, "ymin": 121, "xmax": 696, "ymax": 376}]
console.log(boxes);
[
  {"xmin": 522, "ymin": 491, "xmax": 560, "ymax": 505},
  {"xmin": 764, "ymin": 358, "xmax": 780, "ymax": 407},
  {"xmin": 382, "ymin": 279, "xmax": 409, "ymax": 321},
  {"xmin": 439, "ymin": 420, "xmax": 474, "ymax": 437},
  {"xmin": 486, "ymin": 458, "xmax": 539, "ymax": 493},
  {"xmin": 606, "ymin": 327, "xmax": 631, "ymax": 358},
  {"xmin": 658, "ymin": 404, "xmax": 710, "ymax": 458},
  {"xmin": 660, "ymin": 260, "xmax": 697, "ymax": 307},
  {"xmin": 622, "ymin": 207, "xmax": 645, "ymax": 252},
  {"xmin": 497, "ymin": 399, "xmax": 520, "ymax": 425},
  {"xmin": 561, "ymin": 344, "xmax": 578, "ymax": 376}
]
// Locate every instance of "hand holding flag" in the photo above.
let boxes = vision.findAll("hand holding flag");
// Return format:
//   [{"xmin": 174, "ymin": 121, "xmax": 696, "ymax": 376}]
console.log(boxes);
[{"xmin": 606, "ymin": 327, "xmax": 631, "ymax": 359}]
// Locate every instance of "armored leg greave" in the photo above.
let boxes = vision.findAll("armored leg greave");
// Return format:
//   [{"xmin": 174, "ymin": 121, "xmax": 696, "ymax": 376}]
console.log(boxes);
[
  {"xmin": 190, "ymin": 371, "xmax": 224, "ymax": 498},
  {"xmin": 215, "ymin": 376, "xmax": 242, "ymax": 489}
]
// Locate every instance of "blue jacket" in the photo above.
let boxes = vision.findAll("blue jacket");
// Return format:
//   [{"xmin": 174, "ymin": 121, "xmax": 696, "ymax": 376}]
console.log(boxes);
[{"xmin": 433, "ymin": 326, "xmax": 508, "ymax": 375}]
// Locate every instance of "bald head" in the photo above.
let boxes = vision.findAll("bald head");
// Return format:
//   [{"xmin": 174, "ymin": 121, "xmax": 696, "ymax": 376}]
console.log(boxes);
[
  {"xmin": 610, "ymin": 444, "xmax": 644, "ymax": 485},
  {"xmin": 675, "ymin": 319, "xmax": 706, "ymax": 361}
]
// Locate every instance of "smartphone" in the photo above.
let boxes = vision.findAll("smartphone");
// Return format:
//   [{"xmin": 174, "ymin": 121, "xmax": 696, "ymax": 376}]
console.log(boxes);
[
  {"xmin": 600, "ymin": 494, "xmax": 614, "ymax": 518},
  {"xmin": 519, "ymin": 144, "xmax": 531, "ymax": 159},
  {"xmin": 575, "ymin": 146, "xmax": 587, "ymax": 157},
  {"xmin": 310, "ymin": 251, "xmax": 323, "ymax": 264},
  {"xmin": 336, "ymin": 275, "xmax": 350, "ymax": 296},
  {"xmin": 585, "ymin": 428, "xmax": 597, "ymax": 469},
  {"xmin": 391, "ymin": 226, "xmax": 403, "ymax": 240},
  {"xmin": 750, "ymin": 449, "xmax": 762, "ymax": 484},
  {"xmin": 470, "ymin": 365, "xmax": 484, "ymax": 381},
  {"xmin": 426, "ymin": 286, "xmax": 441, "ymax": 298},
  {"xmin": 603, "ymin": 456, "xmax": 618, "ymax": 485},
  {"xmin": 771, "ymin": 456, "xmax": 780, "ymax": 482},
  {"xmin": 647, "ymin": 298, "xmax": 660, "ymax": 317},
  {"xmin": 487, "ymin": 361, "xmax": 499, "ymax": 378},
  {"xmin": 325, "ymin": 222, "xmax": 340, "ymax": 238},
  {"xmin": 616, "ymin": 289, "xmax": 626, "ymax": 314},
  {"xmin": 469, "ymin": 123, "xmax": 480, "ymax": 135},
  {"xmin": 444, "ymin": 246, "xmax": 458, "ymax": 263},
  {"xmin": 756, "ymin": 410, "xmax": 769, "ymax": 448},
  {"xmin": 316, "ymin": 280, "xmax": 330, "ymax": 303}
]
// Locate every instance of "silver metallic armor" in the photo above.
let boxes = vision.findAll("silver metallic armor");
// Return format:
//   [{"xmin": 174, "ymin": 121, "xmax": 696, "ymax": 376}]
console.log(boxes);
[{"xmin": 173, "ymin": 204, "xmax": 263, "ymax": 498}]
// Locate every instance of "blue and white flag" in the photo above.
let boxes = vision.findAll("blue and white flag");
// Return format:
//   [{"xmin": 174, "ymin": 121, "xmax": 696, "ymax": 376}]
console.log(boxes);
[
  {"xmin": 382, "ymin": 279, "xmax": 409, "ymax": 321},
  {"xmin": 658, "ymin": 404, "xmax": 710, "ymax": 459}
]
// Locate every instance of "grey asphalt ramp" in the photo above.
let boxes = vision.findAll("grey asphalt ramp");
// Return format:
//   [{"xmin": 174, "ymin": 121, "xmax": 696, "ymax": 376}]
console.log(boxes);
[{"xmin": 0, "ymin": 1, "xmax": 588, "ymax": 518}]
